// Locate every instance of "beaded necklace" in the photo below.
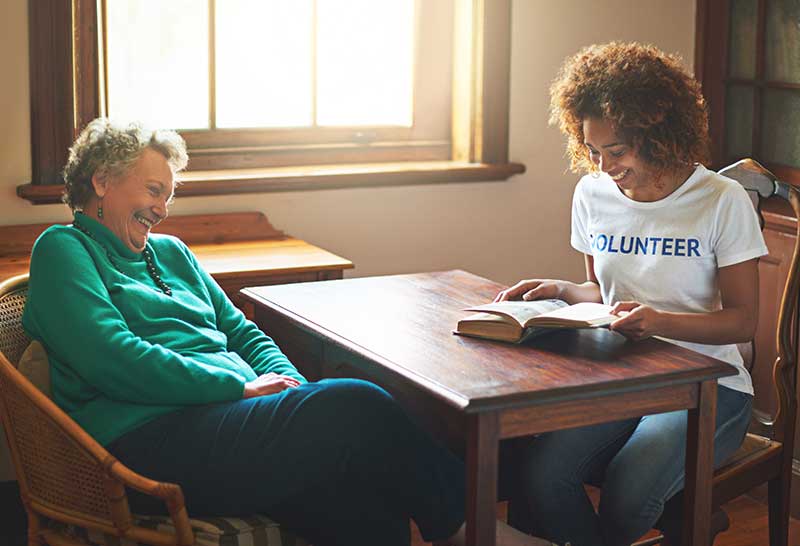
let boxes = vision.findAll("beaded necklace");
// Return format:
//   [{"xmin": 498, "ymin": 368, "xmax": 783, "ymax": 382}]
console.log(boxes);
[{"xmin": 72, "ymin": 219, "xmax": 173, "ymax": 296}]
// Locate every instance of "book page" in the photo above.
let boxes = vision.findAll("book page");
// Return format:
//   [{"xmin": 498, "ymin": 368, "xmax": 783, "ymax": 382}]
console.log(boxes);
[
  {"xmin": 532, "ymin": 302, "xmax": 615, "ymax": 327},
  {"xmin": 464, "ymin": 299, "xmax": 568, "ymax": 327}
]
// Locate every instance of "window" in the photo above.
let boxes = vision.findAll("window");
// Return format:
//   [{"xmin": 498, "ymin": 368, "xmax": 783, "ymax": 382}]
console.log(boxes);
[
  {"xmin": 698, "ymin": 0, "xmax": 800, "ymax": 185},
  {"xmin": 104, "ymin": 0, "xmax": 445, "ymax": 169},
  {"xmin": 21, "ymin": 0, "xmax": 522, "ymax": 204}
]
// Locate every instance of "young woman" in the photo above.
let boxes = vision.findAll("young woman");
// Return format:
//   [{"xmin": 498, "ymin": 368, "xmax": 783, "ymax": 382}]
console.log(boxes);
[{"xmin": 496, "ymin": 42, "xmax": 768, "ymax": 546}]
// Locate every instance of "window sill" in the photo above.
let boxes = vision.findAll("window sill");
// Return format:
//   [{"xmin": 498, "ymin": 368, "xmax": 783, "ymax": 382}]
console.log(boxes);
[{"xmin": 17, "ymin": 161, "xmax": 526, "ymax": 204}]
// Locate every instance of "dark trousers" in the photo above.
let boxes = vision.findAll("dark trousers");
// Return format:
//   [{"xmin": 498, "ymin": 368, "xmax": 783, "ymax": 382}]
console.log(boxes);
[
  {"xmin": 108, "ymin": 378, "xmax": 465, "ymax": 546},
  {"xmin": 507, "ymin": 385, "xmax": 752, "ymax": 546}
]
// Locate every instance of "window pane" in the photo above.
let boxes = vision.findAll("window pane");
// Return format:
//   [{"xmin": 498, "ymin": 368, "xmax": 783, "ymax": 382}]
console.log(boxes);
[
  {"xmin": 725, "ymin": 85, "xmax": 754, "ymax": 160},
  {"xmin": 105, "ymin": 0, "xmax": 209, "ymax": 130},
  {"xmin": 761, "ymin": 89, "xmax": 800, "ymax": 168},
  {"xmin": 216, "ymin": 1, "xmax": 313, "ymax": 128},
  {"xmin": 766, "ymin": 0, "xmax": 800, "ymax": 83},
  {"xmin": 317, "ymin": 0, "xmax": 414, "ymax": 127},
  {"xmin": 728, "ymin": 0, "xmax": 757, "ymax": 79}
]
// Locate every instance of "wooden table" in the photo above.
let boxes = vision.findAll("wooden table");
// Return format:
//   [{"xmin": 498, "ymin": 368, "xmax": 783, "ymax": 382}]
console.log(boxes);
[{"xmin": 240, "ymin": 270, "xmax": 736, "ymax": 546}]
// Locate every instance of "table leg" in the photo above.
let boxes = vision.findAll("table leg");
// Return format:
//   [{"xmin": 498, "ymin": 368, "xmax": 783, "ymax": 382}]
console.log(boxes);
[
  {"xmin": 683, "ymin": 380, "xmax": 717, "ymax": 546},
  {"xmin": 465, "ymin": 412, "xmax": 499, "ymax": 546}
]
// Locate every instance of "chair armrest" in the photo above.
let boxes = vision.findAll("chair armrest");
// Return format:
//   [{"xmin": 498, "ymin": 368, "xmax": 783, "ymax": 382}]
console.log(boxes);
[{"xmin": 0, "ymin": 352, "xmax": 194, "ymax": 545}]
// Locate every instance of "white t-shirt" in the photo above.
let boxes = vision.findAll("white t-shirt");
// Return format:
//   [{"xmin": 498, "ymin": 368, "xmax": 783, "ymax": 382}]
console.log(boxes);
[{"xmin": 570, "ymin": 164, "xmax": 769, "ymax": 395}]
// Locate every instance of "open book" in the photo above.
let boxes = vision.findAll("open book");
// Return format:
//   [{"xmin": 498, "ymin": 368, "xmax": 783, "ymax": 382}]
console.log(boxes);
[{"xmin": 455, "ymin": 300, "xmax": 617, "ymax": 343}]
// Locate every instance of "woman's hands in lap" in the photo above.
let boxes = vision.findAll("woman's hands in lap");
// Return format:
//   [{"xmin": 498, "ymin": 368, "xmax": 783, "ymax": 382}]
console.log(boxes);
[{"xmin": 243, "ymin": 373, "xmax": 301, "ymax": 398}]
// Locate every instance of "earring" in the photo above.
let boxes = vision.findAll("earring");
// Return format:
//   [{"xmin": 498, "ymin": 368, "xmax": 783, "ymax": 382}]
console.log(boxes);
[{"xmin": 97, "ymin": 199, "xmax": 104, "ymax": 219}]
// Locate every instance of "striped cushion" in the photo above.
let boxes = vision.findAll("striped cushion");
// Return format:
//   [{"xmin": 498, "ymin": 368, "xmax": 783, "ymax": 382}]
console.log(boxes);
[{"xmin": 46, "ymin": 513, "xmax": 310, "ymax": 546}]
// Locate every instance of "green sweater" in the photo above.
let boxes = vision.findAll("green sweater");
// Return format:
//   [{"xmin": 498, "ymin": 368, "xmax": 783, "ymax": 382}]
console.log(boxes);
[{"xmin": 22, "ymin": 213, "xmax": 306, "ymax": 446}]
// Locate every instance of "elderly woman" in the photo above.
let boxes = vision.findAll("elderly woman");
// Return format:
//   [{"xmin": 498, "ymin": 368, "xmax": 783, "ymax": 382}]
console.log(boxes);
[
  {"xmin": 497, "ymin": 42, "xmax": 766, "ymax": 546},
  {"xmin": 22, "ymin": 118, "xmax": 555, "ymax": 546}
]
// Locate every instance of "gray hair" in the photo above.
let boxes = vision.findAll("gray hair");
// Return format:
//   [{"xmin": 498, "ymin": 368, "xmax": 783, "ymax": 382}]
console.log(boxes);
[{"xmin": 62, "ymin": 118, "xmax": 189, "ymax": 210}]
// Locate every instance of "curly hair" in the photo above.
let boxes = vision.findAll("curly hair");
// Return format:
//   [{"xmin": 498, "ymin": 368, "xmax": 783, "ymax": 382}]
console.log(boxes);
[
  {"xmin": 62, "ymin": 118, "xmax": 189, "ymax": 210},
  {"xmin": 549, "ymin": 42, "xmax": 710, "ymax": 174}
]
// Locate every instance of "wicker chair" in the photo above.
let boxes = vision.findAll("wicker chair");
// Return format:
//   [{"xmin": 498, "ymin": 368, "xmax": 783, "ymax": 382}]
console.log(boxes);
[{"xmin": 0, "ymin": 274, "xmax": 308, "ymax": 546}]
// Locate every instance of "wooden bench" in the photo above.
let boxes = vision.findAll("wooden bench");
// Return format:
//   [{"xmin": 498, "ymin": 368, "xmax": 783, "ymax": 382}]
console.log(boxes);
[{"xmin": 0, "ymin": 212, "xmax": 353, "ymax": 315}]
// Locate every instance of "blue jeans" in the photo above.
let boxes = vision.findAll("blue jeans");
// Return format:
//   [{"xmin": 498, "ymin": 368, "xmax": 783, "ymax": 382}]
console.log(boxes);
[
  {"xmin": 508, "ymin": 385, "xmax": 752, "ymax": 546},
  {"xmin": 108, "ymin": 378, "xmax": 465, "ymax": 546}
]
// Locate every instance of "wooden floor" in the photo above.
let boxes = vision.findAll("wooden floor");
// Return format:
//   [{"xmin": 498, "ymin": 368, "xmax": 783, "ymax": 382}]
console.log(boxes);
[
  {"xmin": 411, "ymin": 495, "xmax": 800, "ymax": 546},
  {"xmin": 715, "ymin": 495, "xmax": 800, "ymax": 546}
]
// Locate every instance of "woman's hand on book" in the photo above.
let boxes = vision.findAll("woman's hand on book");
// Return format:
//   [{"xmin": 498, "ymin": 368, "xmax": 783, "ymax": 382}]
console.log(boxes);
[
  {"xmin": 608, "ymin": 301, "xmax": 663, "ymax": 340},
  {"xmin": 494, "ymin": 279, "xmax": 565, "ymax": 302}
]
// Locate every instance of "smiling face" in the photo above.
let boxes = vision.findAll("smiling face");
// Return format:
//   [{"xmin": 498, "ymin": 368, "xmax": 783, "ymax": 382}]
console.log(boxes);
[
  {"xmin": 582, "ymin": 116, "xmax": 660, "ymax": 201},
  {"xmin": 90, "ymin": 147, "xmax": 175, "ymax": 253}
]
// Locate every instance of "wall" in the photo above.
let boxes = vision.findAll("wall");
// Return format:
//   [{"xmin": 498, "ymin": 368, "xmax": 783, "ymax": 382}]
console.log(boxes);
[{"xmin": 1, "ymin": 0, "xmax": 696, "ymax": 286}]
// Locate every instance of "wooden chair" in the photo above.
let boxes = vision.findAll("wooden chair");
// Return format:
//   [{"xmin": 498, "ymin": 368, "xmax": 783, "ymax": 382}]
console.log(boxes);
[
  {"xmin": 0, "ymin": 274, "xmax": 308, "ymax": 546},
  {"xmin": 638, "ymin": 159, "xmax": 800, "ymax": 546}
]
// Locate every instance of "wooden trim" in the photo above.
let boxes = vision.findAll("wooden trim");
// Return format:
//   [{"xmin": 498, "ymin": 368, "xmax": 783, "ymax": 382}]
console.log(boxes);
[
  {"xmin": 726, "ymin": 78, "xmax": 800, "ymax": 91},
  {"xmin": 694, "ymin": 0, "xmax": 708, "ymax": 83},
  {"xmin": 451, "ymin": 0, "xmax": 475, "ymax": 162},
  {"xmin": 682, "ymin": 380, "xmax": 717, "ymax": 545},
  {"xmin": 451, "ymin": 0, "xmax": 511, "ymax": 165},
  {"xmin": 73, "ymin": 0, "xmax": 100, "ymax": 133},
  {"xmin": 185, "ymin": 140, "xmax": 450, "ymax": 170},
  {"xmin": 764, "ymin": 208, "xmax": 799, "ymax": 235},
  {"xmin": 762, "ymin": 81, "xmax": 800, "ymax": 91},
  {"xmin": 28, "ymin": 0, "xmax": 77, "ymax": 185},
  {"xmin": 18, "ymin": 161, "xmax": 525, "ymax": 204},
  {"xmin": 184, "ymin": 125, "xmax": 416, "ymax": 148},
  {"xmin": 698, "ymin": 0, "xmax": 730, "ymax": 168},
  {"xmin": 466, "ymin": 412, "xmax": 499, "ymax": 546},
  {"xmin": 500, "ymin": 383, "xmax": 697, "ymax": 438},
  {"xmin": 752, "ymin": 0, "xmax": 767, "ymax": 161},
  {"xmin": 769, "ymin": 164, "xmax": 800, "ymax": 186},
  {"xmin": 478, "ymin": 0, "xmax": 511, "ymax": 164}
]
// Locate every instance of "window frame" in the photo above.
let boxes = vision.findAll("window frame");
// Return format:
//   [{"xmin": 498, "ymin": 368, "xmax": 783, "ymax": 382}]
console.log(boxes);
[
  {"xmin": 20, "ymin": 0, "xmax": 523, "ymax": 204},
  {"xmin": 697, "ymin": 0, "xmax": 800, "ymax": 186}
]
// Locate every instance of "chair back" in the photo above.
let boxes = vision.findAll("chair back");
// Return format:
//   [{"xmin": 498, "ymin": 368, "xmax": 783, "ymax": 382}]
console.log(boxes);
[
  {"xmin": 718, "ymin": 159, "xmax": 800, "ymax": 448},
  {"xmin": 0, "ymin": 275, "xmax": 31, "ymax": 367}
]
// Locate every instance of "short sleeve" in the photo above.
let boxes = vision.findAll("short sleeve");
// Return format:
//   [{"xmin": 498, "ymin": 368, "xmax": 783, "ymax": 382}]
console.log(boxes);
[
  {"xmin": 571, "ymin": 178, "xmax": 592, "ymax": 254},
  {"xmin": 713, "ymin": 183, "xmax": 769, "ymax": 268}
]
